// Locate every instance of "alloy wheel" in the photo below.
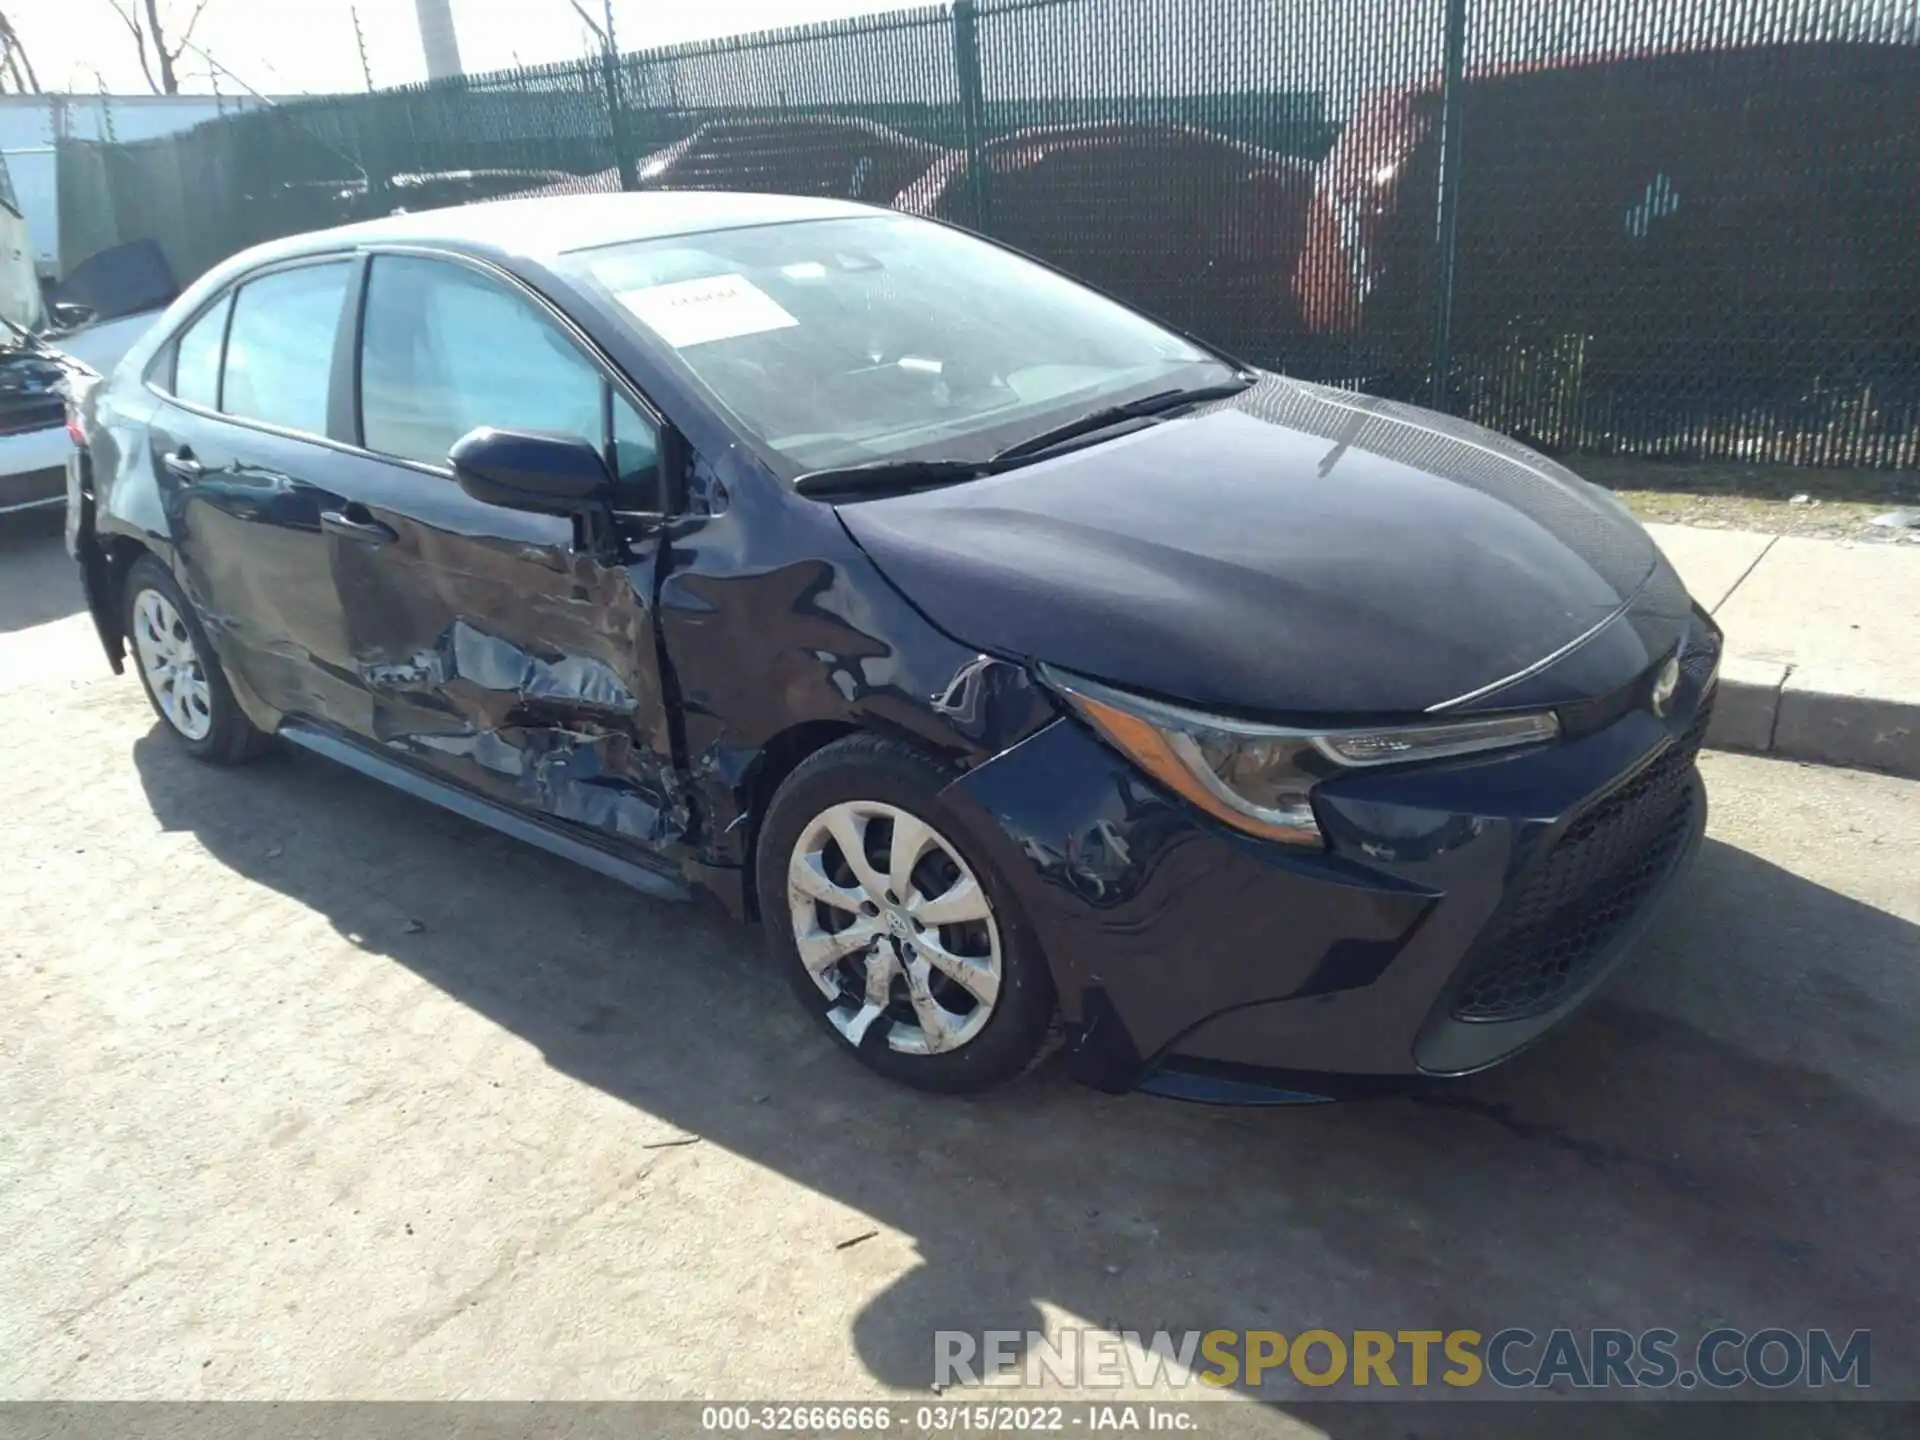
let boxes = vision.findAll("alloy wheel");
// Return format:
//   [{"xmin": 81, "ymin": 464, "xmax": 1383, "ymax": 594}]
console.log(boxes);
[
  {"xmin": 786, "ymin": 800, "xmax": 1002, "ymax": 1055},
  {"xmin": 131, "ymin": 588, "xmax": 214, "ymax": 741}
]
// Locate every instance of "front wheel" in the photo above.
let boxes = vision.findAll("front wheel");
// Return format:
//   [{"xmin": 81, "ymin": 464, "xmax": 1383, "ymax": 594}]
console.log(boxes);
[{"xmin": 756, "ymin": 734, "xmax": 1057, "ymax": 1093}]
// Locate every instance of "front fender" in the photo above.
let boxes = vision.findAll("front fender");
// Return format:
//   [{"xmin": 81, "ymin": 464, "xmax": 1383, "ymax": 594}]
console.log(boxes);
[{"xmin": 656, "ymin": 461, "xmax": 1059, "ymax": 877}]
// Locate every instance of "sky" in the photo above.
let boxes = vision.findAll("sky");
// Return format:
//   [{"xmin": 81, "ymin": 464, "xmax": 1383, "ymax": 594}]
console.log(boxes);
[
  {"xmin": 14, "ymin": 0, "xmax": 1910, "ymax": 107},
  {"xmin": 10, "ymin": 0, "xmax": 935, "ymax": 97}
]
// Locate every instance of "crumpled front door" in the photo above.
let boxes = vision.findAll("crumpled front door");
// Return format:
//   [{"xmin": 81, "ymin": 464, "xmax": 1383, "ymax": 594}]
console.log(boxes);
[{"xmin": 321, "ymin": 448, "xmax": 686, "ymax": 858}]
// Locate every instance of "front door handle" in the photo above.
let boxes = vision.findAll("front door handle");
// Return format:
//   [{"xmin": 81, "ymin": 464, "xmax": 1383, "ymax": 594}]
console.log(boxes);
[
  {"xmin": 321, "ymin": 507, "xmax": 398, "ymax": 547},
  {"xmin": 161, "ymin": 449, "xmax": 203, "ymax": 480}
]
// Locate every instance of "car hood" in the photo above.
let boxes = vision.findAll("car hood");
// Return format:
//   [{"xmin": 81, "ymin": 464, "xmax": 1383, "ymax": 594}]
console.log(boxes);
[
  {"xmin": 835, "ymin": 374, "xmax": 1664, "ymax": 718},
  {"xmin": 0, "ymin": 335, "xmax": 80, "ymax": 398}
]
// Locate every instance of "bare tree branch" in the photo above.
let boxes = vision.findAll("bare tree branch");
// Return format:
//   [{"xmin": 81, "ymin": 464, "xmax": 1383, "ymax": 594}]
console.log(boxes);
[
  {"xmin": 141, "ymin": 0, "xmax": 178, "ymax": 92},
  {"xmin": 567, "ymin": 0, "xmax": 608, "ymax": 47},
  {"xmin": 103, "ymin": 0, "xmax": 160, "ymax": 92},
  {"xmin": 0, "ymin": 11, "xmax": 41, "ymax": 93},
  {"xmin": 97, "ymin": 0, "xmax": 222, "ymax": 95},
  {"xmin": 164, "ymin": 0, "xmax": 215, "ymax": 66}
]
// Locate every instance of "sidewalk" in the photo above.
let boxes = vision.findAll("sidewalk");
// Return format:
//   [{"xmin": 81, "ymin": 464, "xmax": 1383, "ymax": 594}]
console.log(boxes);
[{"xmin": 1648, "ymin": 524, "xmax": 1920, "ymax": 778}]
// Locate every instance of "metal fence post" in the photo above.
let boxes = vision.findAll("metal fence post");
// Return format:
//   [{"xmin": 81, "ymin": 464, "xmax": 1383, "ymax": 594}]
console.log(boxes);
[
  {"xmin": 602, "ymin": 44, "xmax": 639, "ymax": 190},
  {"xmin": 951, "ymin": 0, "xmax": 992, "ymax": 232},
  {"xmin": 595, "ymin": 2, "xmax": 638, "ymax": 192},
  {"xmin": 1429, "ymin": 0, "xmax": 1467, "ymax": 410}
]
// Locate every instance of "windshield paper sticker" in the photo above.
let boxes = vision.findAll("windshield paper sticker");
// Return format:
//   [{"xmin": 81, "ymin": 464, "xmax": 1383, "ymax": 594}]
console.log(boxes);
[{"xmin": 613, "ymin": 274, "xmax": 799, "ymax": 348}]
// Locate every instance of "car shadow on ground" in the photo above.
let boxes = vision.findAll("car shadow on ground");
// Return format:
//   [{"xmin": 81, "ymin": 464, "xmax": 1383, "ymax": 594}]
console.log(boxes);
[
  {"xmin": 130, "ymin": 729, "xmax": 1919, "ymax": 1426},
  {"xmin": 0, "ymin": 510, "xmax": 84, "ymax": 634}
]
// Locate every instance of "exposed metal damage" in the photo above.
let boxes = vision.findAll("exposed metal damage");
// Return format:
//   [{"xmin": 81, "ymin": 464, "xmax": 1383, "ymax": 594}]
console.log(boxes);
[{"xmin": 361, "ymin": 617, "xmax": 684, "ymax": 847}]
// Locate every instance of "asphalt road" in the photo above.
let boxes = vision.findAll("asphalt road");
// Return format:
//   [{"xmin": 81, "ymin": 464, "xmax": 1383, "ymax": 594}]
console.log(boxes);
[{"xmin": 2, "ymin": 510, "xmax": 1915, "ymax": 1436}]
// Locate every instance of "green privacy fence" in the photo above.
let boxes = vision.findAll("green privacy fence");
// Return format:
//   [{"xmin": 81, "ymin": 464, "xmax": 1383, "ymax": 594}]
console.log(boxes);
[{"xmin": 56, "ymin": 0, "xmax": 1920, "ymax": 467}]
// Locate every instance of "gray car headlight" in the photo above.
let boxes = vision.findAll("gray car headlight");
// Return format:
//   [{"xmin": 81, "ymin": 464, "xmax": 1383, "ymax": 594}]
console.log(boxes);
[{"xmin": 1041, "ymin": 667, "xmax": 1559, "ymax": 848}]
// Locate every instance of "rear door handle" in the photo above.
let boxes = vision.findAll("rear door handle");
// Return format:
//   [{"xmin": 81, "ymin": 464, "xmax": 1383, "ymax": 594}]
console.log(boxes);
[
  {"xmin": 161, "ymin": 449, "xmax": 203, "ymax": 480},
  {"xmin": 321, "ymin": 506, "xmax": 398, "ymax": 547}
]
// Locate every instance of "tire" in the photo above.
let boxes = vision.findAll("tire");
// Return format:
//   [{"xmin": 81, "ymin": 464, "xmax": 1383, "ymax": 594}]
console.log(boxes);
[
  {"xmin": 123, "ymin": 555, "xmax": 271, "ymax": 765},
  {"xmin": 756, "ymin": 733, "xmax": 1057, "ymax": 1093}
]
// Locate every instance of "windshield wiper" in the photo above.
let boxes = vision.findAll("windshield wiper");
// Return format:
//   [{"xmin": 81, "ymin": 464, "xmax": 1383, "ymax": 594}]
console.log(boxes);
[
  {"xmin": 791, "ymin": 373, "xmax": 1260, "ymax": 500},
  {"xmin": 792, "ymin": 457, "xmax": 998, "ymax": 500},
  {"xmin": 989, "ymin": 375, "xmax": 1257, "ymax": 464}
]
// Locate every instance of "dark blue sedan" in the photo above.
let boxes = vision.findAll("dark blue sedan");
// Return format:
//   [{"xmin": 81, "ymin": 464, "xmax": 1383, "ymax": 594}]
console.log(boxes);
[{"xmin": 67, "ymin": 192, "xmax": 1718, "ymax": 1099}]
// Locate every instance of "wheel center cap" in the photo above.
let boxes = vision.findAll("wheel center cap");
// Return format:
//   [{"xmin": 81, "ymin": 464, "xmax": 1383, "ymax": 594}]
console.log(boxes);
[{"xmin": 886, "ymin": 910, "xmax": 911, "ymax": 936}]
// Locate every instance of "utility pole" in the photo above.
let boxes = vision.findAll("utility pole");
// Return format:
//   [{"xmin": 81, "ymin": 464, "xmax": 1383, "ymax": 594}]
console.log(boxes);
[{"xmin": 413, "ymin": 0, "xmax": 462, "ymax": 82}]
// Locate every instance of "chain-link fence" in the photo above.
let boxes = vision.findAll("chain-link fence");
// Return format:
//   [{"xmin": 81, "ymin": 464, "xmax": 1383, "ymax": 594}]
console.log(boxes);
[{"xmin": 55, "ymin": 0, "xmax": 1920, "ymax": 467}]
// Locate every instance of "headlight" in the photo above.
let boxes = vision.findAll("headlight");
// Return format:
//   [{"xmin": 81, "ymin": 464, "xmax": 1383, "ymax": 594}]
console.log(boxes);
[{"xmin": 1041, "ymin": 667, "xmax": 1559, "ymax": 848}]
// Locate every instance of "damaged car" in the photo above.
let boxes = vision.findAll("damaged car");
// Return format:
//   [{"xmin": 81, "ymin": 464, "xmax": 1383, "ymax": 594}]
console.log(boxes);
[
  {"xmin": 70, "ymin": 193, "xmax": 1718, "ymax": 1100},
  {"xmin": 3, "ymin": 319, "xmax": 89, "ymax": 517}
]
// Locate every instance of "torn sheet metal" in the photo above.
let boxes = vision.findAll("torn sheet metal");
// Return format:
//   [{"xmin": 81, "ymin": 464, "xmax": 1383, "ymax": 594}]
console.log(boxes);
[
  {"xmin": 361, "ymin": 618, "xmax": 638, "ymax": 715},
  {"xmin": 360, "ymin": 617, "xmax": 680, "ymax": 848},
  {"xmin": 406, "ymin": 725, "xmax": 675, "ymax": 844}
]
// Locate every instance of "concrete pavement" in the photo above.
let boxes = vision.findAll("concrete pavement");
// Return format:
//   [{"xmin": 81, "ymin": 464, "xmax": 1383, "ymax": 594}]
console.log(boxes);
[
  {"xmin": 1647, "ymin": 524, "xmax": 1920, "ymax": 777},
  {"xmin": 3, "ymin": 591, "xmax": 1918, "ymax": 1412},
  {"xmin": 3, "ymin": 507, "xmax": 1919, "ymax": 1423}
]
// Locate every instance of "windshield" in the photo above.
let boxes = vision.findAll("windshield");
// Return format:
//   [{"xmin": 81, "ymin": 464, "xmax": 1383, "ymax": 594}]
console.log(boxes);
[{"xmin": 562, "ymin": 214, "xmax": 1237, "ymax": 476}]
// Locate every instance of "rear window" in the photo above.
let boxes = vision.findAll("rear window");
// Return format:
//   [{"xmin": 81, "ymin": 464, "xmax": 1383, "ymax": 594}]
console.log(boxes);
[
  {"xmin": 220, "ymin": 262, "xmax": 352, "ymax": 435},
  {"xmin": 171, "ymin": 295, "xmax": 229, "ymax": 410}
]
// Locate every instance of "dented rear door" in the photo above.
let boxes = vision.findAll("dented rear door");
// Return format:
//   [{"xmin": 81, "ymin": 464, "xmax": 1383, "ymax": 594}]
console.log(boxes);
[{"xmin": 320, "ymin": 251, "xmax": 685, "ymax": 858}]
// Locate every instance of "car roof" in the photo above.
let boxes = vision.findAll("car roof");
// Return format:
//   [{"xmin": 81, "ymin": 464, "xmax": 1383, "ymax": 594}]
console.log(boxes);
[{"xmin": 266, "ymin": 190, "xmax": 884, "ymax": 265}]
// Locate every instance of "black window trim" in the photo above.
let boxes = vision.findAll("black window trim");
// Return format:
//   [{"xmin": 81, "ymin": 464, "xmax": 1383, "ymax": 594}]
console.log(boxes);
[
  {"xmin": 330, "ymin": 253, "xmax": 371, "ymax": 447},
  {"xmin": 355, "ymin": 243, "xmax": 675, "ymax": 517},
  {"xmin": 141, "ymin": 242, "xmax": 678, "ymax": 518},
  {"xmin": 212, "ymin": 289, "xmax": 237, "ymax": 412}
]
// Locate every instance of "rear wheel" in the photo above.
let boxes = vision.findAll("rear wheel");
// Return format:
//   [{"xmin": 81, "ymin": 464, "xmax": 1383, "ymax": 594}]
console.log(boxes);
[
  {"xmin": 124, "ymin": 555, "xmax": 270, "ymax": 764},
  {"xmin": 757, "ymin": 734, "xmax": 1056, "ymax": 1093}
]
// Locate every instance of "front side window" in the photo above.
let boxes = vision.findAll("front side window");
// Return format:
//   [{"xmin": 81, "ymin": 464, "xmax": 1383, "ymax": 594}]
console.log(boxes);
[
  {"xmin": 220, "ymin": 261, "xmax": 352, "ymax": 434},
  {"xmin": 359, "ymin": 256, "xmax": 606, "ymax": 468},
  {"xmin": 611, "ymin": 393, "xmax": 661, "ymax": 510},
  {"xmin": 171, "ymin": 294, "xmax": 230, "ymax": 409},
  {"xmin": 561, "ymin": 213, "xmax": 1235, "ymax": 476}
]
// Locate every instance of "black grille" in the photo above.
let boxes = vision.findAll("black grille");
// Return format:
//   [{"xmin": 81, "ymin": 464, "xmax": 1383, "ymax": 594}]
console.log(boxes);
[
  {"xmin": 0, "ymin": 396, "xmax": 63, "ymax": 437},
  {"xmin": 1450, "ymin": 701, "xmax": 1710, "ymax": 1022},
  {"xmin": 1680, "ymin": 627, "xmax": 1722, "ymax": 691}
]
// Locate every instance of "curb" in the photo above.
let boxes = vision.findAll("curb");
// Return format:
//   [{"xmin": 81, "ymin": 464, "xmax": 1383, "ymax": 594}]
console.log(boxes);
[{"xmin": 1705, "ymin": 657, "xmax": 1920, "ymax": 780}]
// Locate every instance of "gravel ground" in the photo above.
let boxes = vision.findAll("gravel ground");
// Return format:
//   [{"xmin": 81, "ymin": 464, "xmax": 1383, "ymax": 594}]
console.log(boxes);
[
  {"xmin": 1574, "ymin": 459, "xmax": 1920, "ymax": 541},
  {"xmin": 2, "ymin": 511, "xmax": 1917, "ymax": 1434}
]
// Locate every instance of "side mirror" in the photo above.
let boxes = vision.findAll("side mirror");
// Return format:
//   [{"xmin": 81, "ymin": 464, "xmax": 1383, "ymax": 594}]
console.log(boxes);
[
  {"xmin": 50, "ymin": 301, "xmax": 97, "ymax": 331},
  {"xmin": 449, "ymin": 426, "xmax": 612, "ymax": 516}
]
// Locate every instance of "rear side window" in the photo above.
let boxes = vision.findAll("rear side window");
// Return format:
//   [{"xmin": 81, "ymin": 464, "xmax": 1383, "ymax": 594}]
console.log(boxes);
[
  {"xmin": 171, "ymin": 296, "xmax": 229, "ymax": 409},
  {"xmin": 220, "ymin": 261, "xmax": 352, "ymax": 435},
  {"xmin": 360, "ymin": 255, "xmax": 605, "ymax": 468}
]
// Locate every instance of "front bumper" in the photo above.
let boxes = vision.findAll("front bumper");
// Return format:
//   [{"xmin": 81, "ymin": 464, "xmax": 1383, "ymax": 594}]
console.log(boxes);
[
  {"xmin": 940, "ymin": 619, "xmax": 1719, "ymax": 1098},
  {"xmin": 0, "ymin": 424, "xmax": 73, "ymax": 514}
]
